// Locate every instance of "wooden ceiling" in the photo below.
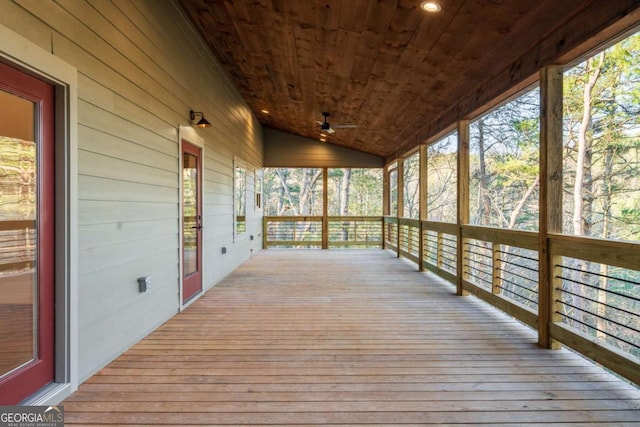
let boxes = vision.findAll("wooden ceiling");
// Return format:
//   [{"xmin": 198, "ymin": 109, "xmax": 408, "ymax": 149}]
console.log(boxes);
[{"xmin": 179, "ymin": 0, "xmax": 639, "ymax": 160}]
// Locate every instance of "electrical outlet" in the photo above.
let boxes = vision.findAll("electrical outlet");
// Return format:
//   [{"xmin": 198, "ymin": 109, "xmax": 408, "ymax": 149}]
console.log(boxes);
[{"xmin": 137, "ymin": 276, "xmax": 151, "ymax": 293}]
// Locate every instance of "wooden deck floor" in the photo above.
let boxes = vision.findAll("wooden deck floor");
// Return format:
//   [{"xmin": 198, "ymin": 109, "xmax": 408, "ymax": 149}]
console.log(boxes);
[{"xmin": 63, "ymin": 249, "xmax": 640, "ymax": 426}]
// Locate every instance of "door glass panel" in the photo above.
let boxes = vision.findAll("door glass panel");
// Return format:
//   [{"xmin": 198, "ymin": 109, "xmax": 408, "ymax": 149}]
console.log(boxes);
[
  {"xmin": 0, "ymin": 89, "xmax": 37, "ymax": 378},
  {"xmin": 183, "ymin": 152, "xmax": 198, "ymax": 277},
  {"xmin": 235, "ymin": 165, "xmax": 246, "ymax": 234}
]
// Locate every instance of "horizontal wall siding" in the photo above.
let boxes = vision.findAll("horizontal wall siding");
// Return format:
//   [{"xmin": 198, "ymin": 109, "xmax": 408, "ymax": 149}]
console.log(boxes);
[{"xmin": 0, "ymin": 0, "xmax": 263, "ymax": 382}]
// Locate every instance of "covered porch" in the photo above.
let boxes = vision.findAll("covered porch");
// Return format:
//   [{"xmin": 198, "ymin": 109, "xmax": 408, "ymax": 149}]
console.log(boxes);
[{"xmin": 63, "ymin": 250, "xmax": 640, "ymax": 425}]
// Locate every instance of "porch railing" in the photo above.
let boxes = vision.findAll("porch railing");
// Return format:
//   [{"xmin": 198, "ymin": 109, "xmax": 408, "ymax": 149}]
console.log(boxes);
[
  {"xmin": 380, "ymin": 217, "xmax": 640, "ymax": 385},
  {"xmin": 262, "ymin": 214, "xmax": 639, "ymax": 384},
  {"xmin": 263, "ymin": 216, "xmax": 383, "ymax": 249},
  {"xmin": 0, "ymin": 220, "xmax": 35, "ymax": 274}
]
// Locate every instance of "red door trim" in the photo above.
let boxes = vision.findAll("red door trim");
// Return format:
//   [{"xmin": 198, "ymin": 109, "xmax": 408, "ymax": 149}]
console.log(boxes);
[
  {"xmin": 0, "ymin": 62, "xmax": 55, "ymax": 404},
  {"xmin": 182, "ymin": 140, "xmax": 203, "ymax": 303}
]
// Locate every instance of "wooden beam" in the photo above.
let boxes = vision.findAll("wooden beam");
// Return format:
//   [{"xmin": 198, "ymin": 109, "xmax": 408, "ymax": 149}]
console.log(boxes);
[
  {"xmin": 322, "ymin": 167, "xmax": 328, "ymax": 250},
  {"xmin": 382, "ymin": 165, "xmax": 390, "ymax": 216},
  {"xmin": 393, "ymin": 2, "xmax": 640, "ymax": 160},
  {"xmin": 457, "ymin": 120, "xmax": 470, "ymax": 296},
  {"xmin": 397, "ymin": 158, "xmax": 404, "ymax": 219},
  {"xmin": 418, "ymin": 144, "xmax": 427, "ymax": 272},
  {"xmin": 550, "ymin": 323, "xmax": 640, "ymax": 386},
  {"xmin": 538, "ymin": 65, "xmax": 563, "ymax": 349},
  {"xmin": 396, "ymin": 159, "xmax": 404, "ymax": 258}
]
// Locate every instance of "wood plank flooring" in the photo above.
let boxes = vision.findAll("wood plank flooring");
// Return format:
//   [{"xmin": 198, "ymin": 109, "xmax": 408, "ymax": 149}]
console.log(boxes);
[{"xmin": 62, "ymin": 249, "xmax": 640, "ymax": 426}]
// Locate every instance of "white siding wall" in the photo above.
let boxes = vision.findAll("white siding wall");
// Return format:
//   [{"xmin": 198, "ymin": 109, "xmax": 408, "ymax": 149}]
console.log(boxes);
[{"xmin": 0, "ymin": 0, "xmax": 263, "ymax": 382}]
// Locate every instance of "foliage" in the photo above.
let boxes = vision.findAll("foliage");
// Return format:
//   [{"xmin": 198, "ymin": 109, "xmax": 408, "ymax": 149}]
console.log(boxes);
[
  {"xmin": 403, "ymin": 153, "xmax": 420, "ymax": 219},
  {"xmin": 263, "ymin": 168, "xmax": 324, "ymax": 216},
  {"xmin": 327, "ymin": 168, "xmax": 382, "ymax": 216},
  {"xmin": 563, "ymin": 32, "xmax": 640, "ymax": 242},
  {"xmin": 0, "ymin": 136, "xmax": 36, "ymax": 221},
  {"xmin": 389, "ymin": 164, "xmax": 398, "ymax": 217},
  {"xmin": 427, "ymin": 132, "xmax": 457, "ymax": 223},
  {"xmin": 469, "ymin": 88, "xmax": 541, "ymax": 230},
  {"xmin": 560, "ymin": 31, "xmax": 640, "ymax": 357}
]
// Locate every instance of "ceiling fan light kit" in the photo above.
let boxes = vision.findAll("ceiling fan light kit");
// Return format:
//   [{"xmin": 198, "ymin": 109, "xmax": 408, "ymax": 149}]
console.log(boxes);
[{"xmin": 316, "ymin": 111, "xmax": 355, "ymax": 135}]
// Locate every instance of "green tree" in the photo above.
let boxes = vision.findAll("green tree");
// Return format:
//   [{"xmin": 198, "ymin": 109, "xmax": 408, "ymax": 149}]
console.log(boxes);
[
  {"xmin": 562, "ymin": 31, "xmax": 640, "ymax": 355},
  {"xmin": 469, "ymin": 88, "xmax": 540, "ymax": 231}
]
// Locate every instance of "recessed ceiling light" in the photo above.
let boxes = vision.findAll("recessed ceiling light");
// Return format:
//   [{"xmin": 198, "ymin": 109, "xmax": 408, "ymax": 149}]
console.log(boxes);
[
  {"xmin": 319, "ymin": 137, "xmax": 326, "ymax": 142},
  {"xmin": 260, "ymin": 109, "xmax": 270, "ymax": 114},
  {"xmin": 420, "ymin": 1, "xmax": 441, "ymax": 13}
]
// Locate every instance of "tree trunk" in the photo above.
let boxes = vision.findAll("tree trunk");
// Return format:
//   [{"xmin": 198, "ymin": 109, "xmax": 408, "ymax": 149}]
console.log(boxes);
[
  {"xmin": 340, "ymin": 169, "xmax": 351, "ymax": 241},
  {"xmin": 477, "ymin": 119, "xmax": 491, "ymax": 225},
  {"xmin": 573, "ymin": 53, "xmax": 603, "ymax": 236},
  {"xmin": 276, "ymin": 169, "xmax": 297, "ymax": 216},
  {"xmin": 297, "ymin": 168, "xmax": 322, "ymax": 244},
  {"xmin": 571, "ymin": 53, "xmax": 604, "ymax": 329},
  {"xmin": 596, "ymin": 145, "xmax": 614, "ymax": 341}
]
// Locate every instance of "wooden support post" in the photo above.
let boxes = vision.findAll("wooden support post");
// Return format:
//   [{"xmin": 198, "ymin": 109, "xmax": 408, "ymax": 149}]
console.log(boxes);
[
  {"xmin": 492, "ymin": 242, "xmax": 501, "ymax": 295},
  {"xmin": 539, "ymin": 65, "xmax": 563, "ymax": 349},
  {"xmin": 397, "ymin": 159, "xmax": 404, "ymax": 258},
  {"xmin": 419, "ymin": 144, "xmax": 428, "ymax": 272},
  {"xmin": 322, "ymin": 167, "xmax": 328, "ymax": 249},
  {"xmin": 437, "ymin": 232, "xmax": 444, "ymax": 269},
  {"xmin": 262, "ymin": 216, "xmax": 268, "ymax": 249},
  {"xmin": 382, "ymin": 165, "xmax": 390, "ymax": 249},
  {"xmin": 457, "ymin": 120, "xmax": 470, "ymax": 296}
]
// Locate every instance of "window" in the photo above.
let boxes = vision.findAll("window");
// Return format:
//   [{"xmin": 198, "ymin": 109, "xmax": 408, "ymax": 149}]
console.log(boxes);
[{"xmin": 234, "ymin": 160, "xmax": 246, "ymax": 234}]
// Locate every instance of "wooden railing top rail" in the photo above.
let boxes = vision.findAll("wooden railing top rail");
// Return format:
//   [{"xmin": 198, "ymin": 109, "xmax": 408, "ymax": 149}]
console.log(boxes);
[
  {"xmin": 327, "ymin": 216, "xmax": 383, "ymax": 222},
  {"xmin": 0, "ymin": 219, "xmax": 35, "ymax": 231},
  {"xmin": 264, "ymin": 215, "xmax": 323, "ymax": 222},
  {"xmin": 461, "ymin": 224, "xmax": 539, "ymax": 251},
  {"xmin": 398, "ymin": 217, "xmax": 421, "ymax": 228},
  {"xmin": 422, "ymin": 220, "xmax": 458, "ymax": 235},
  {"xmin": 265, "ymin": 215, "xmax": 384, "ymax": 222},
  {"xmin": 549, "ymin": 233, "xmax": 640, "ymax": 272}
]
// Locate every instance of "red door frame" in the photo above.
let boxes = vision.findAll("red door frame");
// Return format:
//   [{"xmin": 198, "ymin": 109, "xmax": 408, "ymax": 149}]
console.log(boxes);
[
  {"xmin": 182, "ymin": 140, "xmax": 203, "ymax": 303},
  {"xmin": 0, "ymin": 62, "xmax": 55, "ymax": 404}
]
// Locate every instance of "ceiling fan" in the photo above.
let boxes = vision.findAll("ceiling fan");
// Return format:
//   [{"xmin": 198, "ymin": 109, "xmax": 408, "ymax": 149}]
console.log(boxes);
[{"xmin": 316, "ymin": 112, "xmax": 356, "ymax": 134}]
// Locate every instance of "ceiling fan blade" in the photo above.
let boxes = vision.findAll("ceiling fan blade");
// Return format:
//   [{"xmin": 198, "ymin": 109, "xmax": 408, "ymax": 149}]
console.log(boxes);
[
  {"xmin": 315, "ymin": 121, "xmax": 324, "ymax": 125},
  {"xmin": 332, "ymin": 124, "xmax": 357, "ymax": 129}
]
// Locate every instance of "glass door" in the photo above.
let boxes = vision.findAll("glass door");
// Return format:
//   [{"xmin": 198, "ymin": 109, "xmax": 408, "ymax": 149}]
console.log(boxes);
[
  {"xmin": 182, "ymin": 141, "xmax": 203, "ymax": 303},
  {"xmin": 0, "ymin": 63, "xmax": 55, "ymax": 403}
]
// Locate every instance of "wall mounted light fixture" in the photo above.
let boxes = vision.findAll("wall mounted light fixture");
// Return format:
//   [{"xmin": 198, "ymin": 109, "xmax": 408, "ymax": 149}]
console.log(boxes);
[{"xmin": 190, "ymin": 110, "xmax": 212, "ymax": 128}]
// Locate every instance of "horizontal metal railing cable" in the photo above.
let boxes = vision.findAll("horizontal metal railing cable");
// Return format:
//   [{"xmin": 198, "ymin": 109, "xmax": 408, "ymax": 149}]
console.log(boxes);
[
  {"xmin": 497, "ymin": 267, "xmax": 539, "ymax": 292},
  {"xmin": 556, "ymin": 271, "xmax": 640, "ymax": 304},
  {"xmin": 556, "ymin": 287, "xmax": 639, "ymax": 321},
  {"xmin": 263, "ymin": 215, "xmax": 640, "ymax": 384},
  {"xmin": 555, "ymin": 302, "xmax": 640, "ymax": 351},
  {"xmin": 497, "ymin": 283, "xmax": 539, "ymax": 306}
]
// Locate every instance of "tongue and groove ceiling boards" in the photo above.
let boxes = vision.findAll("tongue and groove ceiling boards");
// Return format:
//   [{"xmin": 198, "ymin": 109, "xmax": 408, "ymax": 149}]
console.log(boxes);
[{"xmin": 179, "ymin": 0, "xmax": 640, "ymax": 160}]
